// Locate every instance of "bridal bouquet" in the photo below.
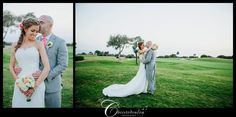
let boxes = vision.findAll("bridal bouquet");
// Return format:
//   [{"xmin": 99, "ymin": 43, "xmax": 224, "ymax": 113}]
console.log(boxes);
[
  {"xmin": 16, "ymin": 75, "xmax": 35, "ymax": 102},
  {"xmin": 151, "ymin": 44, "xmax": 158, "ymax": 50}
]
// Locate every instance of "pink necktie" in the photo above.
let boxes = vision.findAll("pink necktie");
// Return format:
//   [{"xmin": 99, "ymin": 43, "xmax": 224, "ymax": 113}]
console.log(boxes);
[{"xmin": 42, "ymin": 36, "xmax": 47, "ymax": 48}]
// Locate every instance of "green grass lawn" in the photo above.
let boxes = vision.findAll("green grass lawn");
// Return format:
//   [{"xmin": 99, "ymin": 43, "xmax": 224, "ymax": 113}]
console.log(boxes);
[
  {"xmin": 3, "ymin": 45, "xmax": 73, "ymax": 108},
  {"xmin": 75, "ymin": 55, "xmax": 233, "ymax": 108}
]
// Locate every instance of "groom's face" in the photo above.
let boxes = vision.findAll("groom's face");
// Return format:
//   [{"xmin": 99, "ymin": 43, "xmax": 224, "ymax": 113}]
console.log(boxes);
[
  {"xmin": 146, "ymin": 41, "xmax": 152, "ymax": 48},
  {"xmin": 39, "ymin": 18, "xmax": 52, "ymax": 34}
]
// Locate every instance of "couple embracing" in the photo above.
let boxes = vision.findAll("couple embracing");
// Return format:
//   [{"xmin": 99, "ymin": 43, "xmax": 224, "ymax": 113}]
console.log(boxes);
[
  {"xmin": 103, "ymin": 41, "xmax": 158, "ymax": 97},
  {"xmin": 9, "ymin": 15, "xmax": 68, "ymax": 108}
]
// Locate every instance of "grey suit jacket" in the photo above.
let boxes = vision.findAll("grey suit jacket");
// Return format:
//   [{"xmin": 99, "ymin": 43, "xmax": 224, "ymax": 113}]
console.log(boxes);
[
  {"xmin": 142, "ymin": 49, "xmax": 156, "ymax": 66},
  {"xmin": 142, "ymin": 49, "xmax": 156, "ymax": 75},
  {"xmin": 37, "ymin": 34, "xmax": 68, "ymax": 93}
]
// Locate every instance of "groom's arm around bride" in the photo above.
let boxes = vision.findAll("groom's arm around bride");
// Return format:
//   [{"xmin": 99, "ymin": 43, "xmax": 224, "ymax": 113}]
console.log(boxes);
[{"xmin": 36, "ymin": 15, "xmax": 69, "ymax": 108}]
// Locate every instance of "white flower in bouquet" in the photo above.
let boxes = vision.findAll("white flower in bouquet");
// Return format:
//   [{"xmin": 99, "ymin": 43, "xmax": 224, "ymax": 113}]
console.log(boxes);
[{"xmin": 151, "ymin": 44, "xmax": 158, "ymax": 50}]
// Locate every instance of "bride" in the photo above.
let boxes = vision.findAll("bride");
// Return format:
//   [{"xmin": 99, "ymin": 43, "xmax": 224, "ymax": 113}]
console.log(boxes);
[
  {"xmin": 9, "ymin": 18, "xmax": 50, "ymax": 107},
  {"xmin": 102, "ymin": 41, "xmax": 149, "ymax": 97}
]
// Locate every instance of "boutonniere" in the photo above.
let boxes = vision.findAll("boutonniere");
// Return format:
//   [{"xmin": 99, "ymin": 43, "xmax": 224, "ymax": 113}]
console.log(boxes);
[{"xmin": 47, "ymin": 41, "xmax": 53, "ymax": 48}]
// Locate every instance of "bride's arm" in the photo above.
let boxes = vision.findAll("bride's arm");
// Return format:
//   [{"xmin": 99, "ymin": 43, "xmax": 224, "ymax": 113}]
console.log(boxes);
[
  {"xmin": 9, "ymin": 43, "xmax": 18, "ymax": 81},
  {"xmin": 35, "ymin": 42, "xmax": 50, "ymax": 88}
]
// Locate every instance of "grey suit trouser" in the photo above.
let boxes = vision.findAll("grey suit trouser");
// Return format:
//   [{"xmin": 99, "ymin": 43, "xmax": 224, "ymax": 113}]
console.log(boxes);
[{"xmin": 45, "ymin": 91, "xmax": 61, "ymax": 108}]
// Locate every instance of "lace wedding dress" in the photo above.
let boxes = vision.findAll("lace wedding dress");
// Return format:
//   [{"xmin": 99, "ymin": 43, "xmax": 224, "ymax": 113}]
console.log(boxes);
[
  {"xmin": 102, "ymin": 54, "xmax": 148, "ymax": 97},
  {"xmin": 12, "ymin": 46, "xmax": 45, "ymax": 108}
]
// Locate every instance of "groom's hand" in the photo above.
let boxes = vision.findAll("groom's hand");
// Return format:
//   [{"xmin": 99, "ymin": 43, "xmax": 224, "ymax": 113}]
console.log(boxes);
[
  {"xmin": 32, "ymin": 71, "xmax": 42, "ymax": 80},
  {"xmin": 14, "ymin": 66, "xmax": 22, "ymax": 76}
]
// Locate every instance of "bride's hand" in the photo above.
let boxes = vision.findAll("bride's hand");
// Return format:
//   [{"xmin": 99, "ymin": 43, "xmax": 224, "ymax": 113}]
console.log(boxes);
[
  {"xmin": 19, "ymin": 89, "xmax": 28, "ymax": 96},
  {"xmin": 19, "ymin": 88, "xmax": 34, "ymax": 97},
  {"xmin": 25, "ymin": 88, "xmax": 35, "ymax": 97}
]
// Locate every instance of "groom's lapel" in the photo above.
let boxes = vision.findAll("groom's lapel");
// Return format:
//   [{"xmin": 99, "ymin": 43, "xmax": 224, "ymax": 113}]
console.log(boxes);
[{"xmin": 46, "ymin": 34, "xmax": 56, "ymax": 53}]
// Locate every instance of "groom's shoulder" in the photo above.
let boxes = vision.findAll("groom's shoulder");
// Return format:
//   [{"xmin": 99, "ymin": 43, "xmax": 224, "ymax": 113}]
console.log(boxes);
[
  {"xmin": 53, "ymin": 34, "xmax": 66, "ymax": 43},
  {"xmin": 147, "ymin": 49, "xmax": 153, "ymax": 53},
  {"xmin": 148, "ymin": 49, "xmax": 155, "ymax": 54}
]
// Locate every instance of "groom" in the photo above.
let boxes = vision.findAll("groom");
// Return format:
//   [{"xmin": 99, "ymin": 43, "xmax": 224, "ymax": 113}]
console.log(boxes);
[
  {"xmin": 142, "ymin": 41, "xmax": 156, "ymax": 95},
  {"xmin": 35, "ymin": 15, "xmax": 68, "ymax": 108},
  {"xmin": 15, "ymin": 15, "xmax": 68, "ymax": 108}
]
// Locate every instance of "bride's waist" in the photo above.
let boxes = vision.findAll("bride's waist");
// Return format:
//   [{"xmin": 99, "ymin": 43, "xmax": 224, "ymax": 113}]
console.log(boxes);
[{"xmin": 17, "ymin": 67, "xmax": 39, "ymax": 78}]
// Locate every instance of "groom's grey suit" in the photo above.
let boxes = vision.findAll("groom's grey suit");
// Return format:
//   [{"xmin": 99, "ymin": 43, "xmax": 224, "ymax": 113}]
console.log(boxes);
[
  {"xmin": 37, "ymin": 34, "xmax": 68, "ymax": 108},
  {"xmin": 142, "ymin": 48, "xmax": 156, "ymax": 94}
]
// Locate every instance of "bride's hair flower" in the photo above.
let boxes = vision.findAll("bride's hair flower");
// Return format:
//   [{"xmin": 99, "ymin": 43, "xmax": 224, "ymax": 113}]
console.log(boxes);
[
  {"xmin": 18, "ymin": 23, "xmax": 24, "ymax": 30},
  {"xmin": 47, "ymin": 41, "xmax": 53, "ymax": 48}
]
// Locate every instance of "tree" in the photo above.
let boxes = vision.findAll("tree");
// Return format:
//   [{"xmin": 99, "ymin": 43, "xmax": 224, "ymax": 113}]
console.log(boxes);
[
  {"xmin": 3, "ymin": 10, "xmax": 36, "ymax": 47},
  {"xmin": 126, "ymin": 54, "xmax": 135, "ymax": 58},
  {"xmin": 217, "ymin": 55, "xmax": 232, "ymax": 59},
  {"xmin": 164, "ymin": 55, "xmax": 170, "ymax": 58},
  {"xmin": 170, "ymin": 54, "xmax": 177, "ymax": 58},
  {"xmin": 104, "ymin": 51, "xmax": 109, "ymax": 56},
  {"xmin": 107, "ymin": 34, "xmax": 130, "ymax": 62},
  {"xmin": 201, "ymin": 54, "xmax": 208, "ymax": 58},
  {"xmin": 3, "ymin": 10, "xmax": 19, "ymax": 41},
  {"xmin": 130, "ymin": 36, "xmax": 143, "ymax": 65},
  {"xmin": 94, "ymin": 50, "xmax": 101, "ymax": 55},
  {"xmin": 176, "ymin": 51, "xmax": 179, "ymax": 58}
]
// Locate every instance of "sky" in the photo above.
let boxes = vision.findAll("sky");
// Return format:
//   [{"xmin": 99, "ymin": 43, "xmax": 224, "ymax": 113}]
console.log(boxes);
[
  {"xmin": 76, "ymin": 3, "xmax": 233, "ymax": 57},
  {"xmin": 3, "ymin": 3, "xmax": 73, "ymax": 43}
]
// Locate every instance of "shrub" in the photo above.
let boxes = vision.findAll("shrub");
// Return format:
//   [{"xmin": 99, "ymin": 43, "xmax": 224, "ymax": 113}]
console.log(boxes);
[
  {"xmin": 126, "ymin": 54, "xmax": 135, "ymax": 58},
  {"xmin": 189, "ymin": 56, "xmax": 198, "ymax": 58},
  {"xmin": 217, "ymin": 55, "xmax": 232, "ymax": 59},
  {"xmin": 75, "ymin": 56, "xmax": 84, "ymax": 61},
  {"xmin": 201, "ymin": 54, "xmax": 208, "ymax": 58},
  {"xmin": 157, "ymin": 56, "xmax": 164, "ymax": 58}
]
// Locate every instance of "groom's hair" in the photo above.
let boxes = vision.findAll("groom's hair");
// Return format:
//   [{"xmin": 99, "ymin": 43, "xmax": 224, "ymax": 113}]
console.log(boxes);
[
  {"xmin": 146, "ymin": 41, "xmax": 152, "ymax": 48},
  {"xmin": 39, "ymin": 15, "xmax": 54, "ymax": 25}
]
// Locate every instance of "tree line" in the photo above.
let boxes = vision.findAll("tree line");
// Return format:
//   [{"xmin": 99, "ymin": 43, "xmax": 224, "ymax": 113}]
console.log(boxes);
[{"xmin": 77, "ymin": 51, "xmax": 233, "ymax": 60}]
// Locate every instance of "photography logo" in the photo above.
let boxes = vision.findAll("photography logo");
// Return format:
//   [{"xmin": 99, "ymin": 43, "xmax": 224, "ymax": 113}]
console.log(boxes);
[{"xmin": 101, "ymin": 99, "xmax": 147, "ymax": 117}]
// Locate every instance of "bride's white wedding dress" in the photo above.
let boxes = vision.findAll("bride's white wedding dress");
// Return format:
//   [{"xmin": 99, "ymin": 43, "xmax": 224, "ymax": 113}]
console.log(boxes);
[
  {"xmin": 12, "ymin": 46, "xmax": 45, "ymax": 107},
  {"xmin": 102, "ymin": 54, "xmax": 148, "ymax": 97}
]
